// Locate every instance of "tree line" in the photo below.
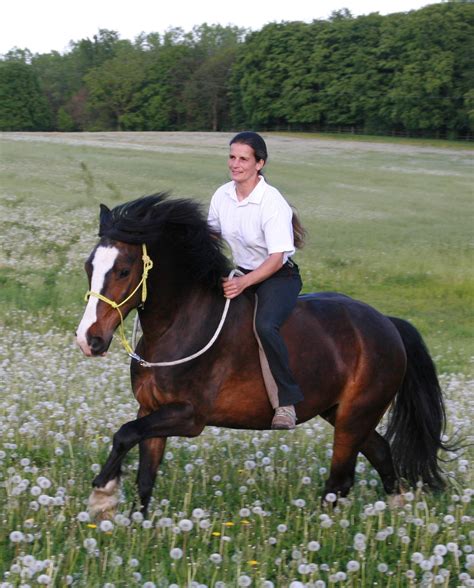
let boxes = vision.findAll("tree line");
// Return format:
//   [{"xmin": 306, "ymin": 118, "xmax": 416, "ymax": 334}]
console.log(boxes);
[{"xmin": 1, "ymin": 3, "xmax": 473, "ymax": 138}]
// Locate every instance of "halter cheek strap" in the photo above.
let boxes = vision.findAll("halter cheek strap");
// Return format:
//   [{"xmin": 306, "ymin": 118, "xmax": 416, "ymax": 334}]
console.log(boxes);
[{"xmin": 84, "ymin": 244, "xmax": 153, "ymax": 355}]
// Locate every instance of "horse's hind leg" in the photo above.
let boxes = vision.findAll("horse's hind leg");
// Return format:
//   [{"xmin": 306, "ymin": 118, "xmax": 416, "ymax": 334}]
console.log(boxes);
[
  {"xmin": 360, "ymin": 431, "xmax": 399, "ymax": 495},
  {"xmin": 321, "ymin": 401, "xmax": 394, "ymax": 500},
  {"xmin": 136, "ymin": 437, "xmax": 166, "ymax": 516}
]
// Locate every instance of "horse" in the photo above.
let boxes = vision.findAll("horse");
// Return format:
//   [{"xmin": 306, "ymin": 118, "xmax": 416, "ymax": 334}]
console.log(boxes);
[{"xmin": 76, "ymin": 194, "xmax": 449, "ymax": 518}]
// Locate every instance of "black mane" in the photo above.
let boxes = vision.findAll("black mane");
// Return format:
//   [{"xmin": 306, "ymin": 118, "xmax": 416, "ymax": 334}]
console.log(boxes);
[{"xmin": 99, "ymin": 193, "xmax": 231, "ymax": 290}]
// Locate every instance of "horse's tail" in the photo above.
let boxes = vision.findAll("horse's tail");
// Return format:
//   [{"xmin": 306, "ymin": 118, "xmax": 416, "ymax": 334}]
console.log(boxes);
[{"xmin": 385, "ymin": 316, "xmax": 449, "ymax": 490}]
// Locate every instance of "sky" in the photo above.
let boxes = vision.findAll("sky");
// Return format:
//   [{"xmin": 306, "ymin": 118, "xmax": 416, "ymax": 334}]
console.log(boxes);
[{"xmin": 1, "ymin": 0, "xmax": 435, "ymax": 55}]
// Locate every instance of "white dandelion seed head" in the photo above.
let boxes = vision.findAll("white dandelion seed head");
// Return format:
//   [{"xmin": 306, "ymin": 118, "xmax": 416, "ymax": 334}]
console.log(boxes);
[
  {"xmin": 178, "ymin": 519, "xmax": 193, "ymax": 532},
  {"xmin": 99, "ymin": 520, "xmax": 113, "ymax": 533},
  {"xmin": 209, "ymin": 553, "xmax": 222, "ymax": 564},
  {"xmin": 169, "ymin": 548, "xmax": 183, "ymax": 560}
]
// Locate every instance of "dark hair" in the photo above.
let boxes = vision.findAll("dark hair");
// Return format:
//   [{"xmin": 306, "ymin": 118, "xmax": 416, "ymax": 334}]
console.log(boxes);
[
  {"xmin": 291, "ymin": 208, "xmax": 306, "ymax": 249},
  {"xmin": 230, "ymin": 131, "xmax": 268, "ymax": 167}
]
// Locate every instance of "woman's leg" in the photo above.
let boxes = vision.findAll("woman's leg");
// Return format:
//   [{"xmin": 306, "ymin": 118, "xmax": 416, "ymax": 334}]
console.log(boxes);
[{"xmin": 254, "ymin": 265, "xmax": 303, "ymax": 407}]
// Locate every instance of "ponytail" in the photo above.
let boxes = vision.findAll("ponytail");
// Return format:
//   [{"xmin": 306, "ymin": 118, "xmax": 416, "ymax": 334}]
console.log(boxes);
[{"xmin": 291, "ymin": 208, "xmax": 306, "ymax": 250}]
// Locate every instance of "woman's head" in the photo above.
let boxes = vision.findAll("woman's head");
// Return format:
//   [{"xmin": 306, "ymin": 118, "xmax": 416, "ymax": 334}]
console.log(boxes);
[{"xmin": 230, "ymin": 132, "xmax": 268, "ymax": 170}]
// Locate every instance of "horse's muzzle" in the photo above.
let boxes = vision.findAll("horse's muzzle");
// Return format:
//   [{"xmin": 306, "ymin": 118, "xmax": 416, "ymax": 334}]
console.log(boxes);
[{"xmin": 88, "ymin": 335, "xmax": 111, "ymax": 356}]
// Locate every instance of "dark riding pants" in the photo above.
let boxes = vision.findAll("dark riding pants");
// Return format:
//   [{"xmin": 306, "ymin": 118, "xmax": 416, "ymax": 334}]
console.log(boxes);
[{"xmin": 243, "ymin": 261, "xmax": 304, "ymax": 407}]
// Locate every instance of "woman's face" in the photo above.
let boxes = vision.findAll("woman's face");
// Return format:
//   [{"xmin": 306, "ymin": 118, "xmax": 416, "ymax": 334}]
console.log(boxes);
[{"xmin": 228, "ymin": 143, "xmax": 264, "ymax": 185}]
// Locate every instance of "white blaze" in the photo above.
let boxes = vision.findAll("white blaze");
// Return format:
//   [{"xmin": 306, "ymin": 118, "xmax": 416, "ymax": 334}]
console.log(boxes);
[{"xmin": 76, "ymin": 246, "xmax": 119, "ymax": 354}]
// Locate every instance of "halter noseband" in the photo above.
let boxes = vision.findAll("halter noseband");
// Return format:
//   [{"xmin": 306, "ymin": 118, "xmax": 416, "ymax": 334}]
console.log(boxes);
[{"xmin": 84, "ymin": 243, "xmax": 153, "ymax": 356}]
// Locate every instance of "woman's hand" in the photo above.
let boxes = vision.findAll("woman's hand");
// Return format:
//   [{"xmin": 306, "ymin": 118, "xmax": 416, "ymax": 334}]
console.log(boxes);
[
  {"xmin": 222, "ymin": 276, "xmax": 248, "ymax": 299},
  {"xmin": 222, "ymin": 253, "xmax": 285, "ymax": 299}
]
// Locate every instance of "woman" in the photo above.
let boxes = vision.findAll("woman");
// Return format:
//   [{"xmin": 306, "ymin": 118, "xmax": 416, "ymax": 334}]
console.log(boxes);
[{"xmin": 208, "ymin": 131, "xmax": 305, "ymax": 429}]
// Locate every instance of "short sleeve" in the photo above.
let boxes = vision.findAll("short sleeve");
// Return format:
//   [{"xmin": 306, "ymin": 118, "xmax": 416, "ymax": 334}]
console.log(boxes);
[
  {"xmin": 261, "ymin": 192, "xmax": 295, "ymax": 256},
  {"xmin": 207, "ymin": 192, "xmax": 221, "ymax": 233}
]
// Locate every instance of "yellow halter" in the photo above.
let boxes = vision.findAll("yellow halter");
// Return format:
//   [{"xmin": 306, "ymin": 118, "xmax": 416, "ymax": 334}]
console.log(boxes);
[{"xmin": 84, "ymin": 243, "xmax": 153, "ymax": 356}]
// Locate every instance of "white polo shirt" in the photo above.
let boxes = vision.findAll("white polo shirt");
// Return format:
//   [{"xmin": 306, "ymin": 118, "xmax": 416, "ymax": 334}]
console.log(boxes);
[{"xmin": 208, "ymin": 176, "xmax": 295, "ymax": 270}]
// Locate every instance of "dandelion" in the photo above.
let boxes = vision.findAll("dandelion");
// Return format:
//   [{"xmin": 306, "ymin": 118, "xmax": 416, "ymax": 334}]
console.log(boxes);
[
  {"xmin": 83, "ymin": 538, "xmax": 97, "ymax": 551},
  {"xmin": 77, "ymin": 511, "xmax": 90, "ymax": 522},
  {"xmin": 131, "ymin": 511, "xmax": 144, "ymax": 523},
  {"xmin": 377, "ymin": 563, "xmax": 388, "ymax": 573},
  {"xmin": 307, "ymin": 541, "xmax": 321, "ymax": 552},
  {"xmin": 9, "ymin": 531, "xmax": 24, "ymax": 543},
  {"xmin": 99, "ymin": 520, "xmax": 113, "ymax": 533},
  {"xmin": 36, "ymin": 476, "xmax": 52, "ymax": 489},
  {"xmin": 277, "ymin": 524, "xmax": 287, "ymax": 533},
  {"xmin": 237, "ymin": 576, "xmax": 252, "ymax": 587},
  {"xmin": 178, "ymin": 519, "xmax": 193, "ymax": 532},
  {"xmin": 347, "ymin": 560, "xmax": 360, "ymax": 572},
  {"xmin": 169, "ymin": 548, "xmax": 183, "ymax": 560},
  {"xmin": 325, "ymin": 492, "xmax": 337, "ymax": 503},
  {"xmin": 210, "ymin": 553, "xmax": 222, "ymax": 564}
]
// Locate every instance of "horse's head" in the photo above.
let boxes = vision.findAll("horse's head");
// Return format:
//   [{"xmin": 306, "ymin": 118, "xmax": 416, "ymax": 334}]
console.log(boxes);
[{"xmin": 76, "ymin": 238, "xmax": 148, "ymax": 356}]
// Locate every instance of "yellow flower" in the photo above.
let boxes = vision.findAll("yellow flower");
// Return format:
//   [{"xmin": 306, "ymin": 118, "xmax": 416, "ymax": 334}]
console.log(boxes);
[
  {"xmin": 241, "ymin": 520, "xmax": 251, "ymax": 525},
  {"xmin": 223, "ymin": 522, "xmax": 235, "ymax": 527},
  {"xmin": 87, "ymin": 524, "xmax": 97, "ymax": 529},
  {"xmin": 212, "ymin": 531, "xmax": 221, "ymax": 537},
  {"xmin": 247, "ymin": 560, "xmax": 258, "ymax": 566}
]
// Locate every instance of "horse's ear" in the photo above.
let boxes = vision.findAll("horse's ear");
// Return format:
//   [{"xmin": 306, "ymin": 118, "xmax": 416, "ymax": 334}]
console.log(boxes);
[{"xmin": 99, "ymin": 204, "xmax": 112, "ymax": 236}]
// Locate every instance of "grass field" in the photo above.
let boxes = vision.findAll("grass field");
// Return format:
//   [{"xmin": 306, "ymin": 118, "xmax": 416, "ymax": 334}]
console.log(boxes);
[{"xmin": 0, "ymin": 132, "xmax": 473, "ymax": 587}]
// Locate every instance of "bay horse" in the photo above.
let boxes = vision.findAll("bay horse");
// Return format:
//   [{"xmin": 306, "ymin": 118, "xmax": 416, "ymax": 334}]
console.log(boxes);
[{"xmin": 76, "ymin": 194, "xmax": 449, "ymax": 518}]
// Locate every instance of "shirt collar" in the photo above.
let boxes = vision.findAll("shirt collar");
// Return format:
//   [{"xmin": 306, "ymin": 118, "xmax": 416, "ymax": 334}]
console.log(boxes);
[{"xmin": 227, "ymin": 175, "xmax": 266, "ymax": 205}]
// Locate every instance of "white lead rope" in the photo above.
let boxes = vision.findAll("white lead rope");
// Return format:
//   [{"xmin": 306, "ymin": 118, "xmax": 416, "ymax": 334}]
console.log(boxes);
[{"xmin": 129, "ymin": 269, "xmax": 241, "ymax": 367}]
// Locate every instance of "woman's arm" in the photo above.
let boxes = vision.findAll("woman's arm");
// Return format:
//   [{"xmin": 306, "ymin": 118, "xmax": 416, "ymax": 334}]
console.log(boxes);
[{"xmin": 222, "ymin": 252, "xmax": 284, "ymax": 299}]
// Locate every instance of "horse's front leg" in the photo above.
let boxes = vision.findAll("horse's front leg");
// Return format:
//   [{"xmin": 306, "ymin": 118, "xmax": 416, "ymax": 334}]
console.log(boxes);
[{"xmin": 88, "ymin": 402, "xmax": 202, "ymax": 519}]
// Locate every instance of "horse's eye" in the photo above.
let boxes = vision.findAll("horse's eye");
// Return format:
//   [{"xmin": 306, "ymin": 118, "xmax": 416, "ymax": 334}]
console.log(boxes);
[{"xmin": 118, "ymin": 268, "xmax": 130, "ymax": 278}]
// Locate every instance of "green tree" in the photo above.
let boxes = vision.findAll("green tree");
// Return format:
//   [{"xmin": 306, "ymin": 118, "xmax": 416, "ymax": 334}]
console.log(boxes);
[
  {"xmin": 84, "ymin": 44, "xmax": 147, "ymax": 130},
  {"xmin": 0, "ymin": 61, "xmax": 52, "ymax": 130},
  {"xmin": 182, "ymin": 24, "xmax": 244, "ymax": 130}
]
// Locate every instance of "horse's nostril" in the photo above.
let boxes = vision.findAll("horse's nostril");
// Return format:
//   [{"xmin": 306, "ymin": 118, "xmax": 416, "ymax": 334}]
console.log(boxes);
[{"xmin": 89, "ymin": 336, "xmax": 106, "ymax": 354}]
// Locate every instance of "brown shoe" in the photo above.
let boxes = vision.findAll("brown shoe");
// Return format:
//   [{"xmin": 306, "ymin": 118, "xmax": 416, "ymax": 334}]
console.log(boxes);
[{"xmin": 271, "ymin": 406, "xmax": 296, "ymax": 430}]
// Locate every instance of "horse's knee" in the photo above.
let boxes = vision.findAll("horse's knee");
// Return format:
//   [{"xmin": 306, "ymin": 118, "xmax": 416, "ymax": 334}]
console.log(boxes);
[{"xmin": 113, "ymin": 422, "xmax": 140, "ymax": 452}]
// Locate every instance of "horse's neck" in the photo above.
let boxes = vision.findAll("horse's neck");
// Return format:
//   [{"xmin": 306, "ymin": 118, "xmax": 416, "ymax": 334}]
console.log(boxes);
[{"xmin": 139, "ymin": 284, "xmax": 224, "ymax": 346}]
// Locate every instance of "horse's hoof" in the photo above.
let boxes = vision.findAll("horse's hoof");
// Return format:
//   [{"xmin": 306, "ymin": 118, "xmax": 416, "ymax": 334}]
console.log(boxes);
[
  {"xmin": 387, "ymin": 494, "xmax": 405, "ymax": 509},
  {"xmin": 88, "ymin": 478, "xmax": 120, "ymax": 520}
]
